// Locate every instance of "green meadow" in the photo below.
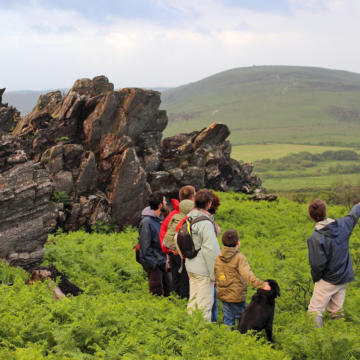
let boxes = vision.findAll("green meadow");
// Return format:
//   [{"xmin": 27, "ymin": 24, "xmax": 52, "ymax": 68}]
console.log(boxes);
[
  {"xmin": 263, "ymin": 173, "xmax": 360, "ymax": 192},
  {"xmin": 231, "ymin": 145, "xmax": 360, "ymax": 195},
  {"xmin": 231, "ymin": 144, "xmax": 358, "ymax": 162}
]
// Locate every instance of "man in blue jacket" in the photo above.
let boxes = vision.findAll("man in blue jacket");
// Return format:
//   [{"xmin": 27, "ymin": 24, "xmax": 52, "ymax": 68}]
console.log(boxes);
[
  {"xmin": 139, "ymin": 191, "xmax": 172, "ymax": 296},
  {"xmin": 307, "ymin": 199, "xmax": 360, "ymax": 327}
]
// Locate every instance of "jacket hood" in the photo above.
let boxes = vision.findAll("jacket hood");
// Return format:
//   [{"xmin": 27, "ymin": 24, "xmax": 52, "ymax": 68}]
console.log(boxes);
[
  {"xmin": 315, "ymin": 218, "xmax": 335, "ymax": 230},
  {"xmin": 179, "ymin": 199, "xmax": 194, "ymax": 215},
  {"xmin": 187, "ymin": 208, "xmax": 212, "ymax": 220},
  {"xmin": 171, "ymin": 198, "xmax": 180, "ymax": 211},
  {"xmin": 218, "ymin": 246, "xmax": 238, "ymax": 263},
  {"xmin": 141, "ymin": 206, "xmax": 161, "ymax": 219},
  {"xmin": 319, "ymin": 220, "xmax": 340, "ymax": 239}
]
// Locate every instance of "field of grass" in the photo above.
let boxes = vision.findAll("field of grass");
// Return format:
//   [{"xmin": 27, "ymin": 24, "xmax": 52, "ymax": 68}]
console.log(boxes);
[
  {"xmin": 231, "ymin": 144, "xmax": 360, "ymax": 194},
  {"xmin": 161, "ymin": 66, "xmax": 360, "ymax": 146},
  {"xmin": 231, "ymin": 144, "xmax": 359, "ymax": 162},
  {"xmin": 263, "ymin": 173, "xmax": 360, "ymax": 192}
]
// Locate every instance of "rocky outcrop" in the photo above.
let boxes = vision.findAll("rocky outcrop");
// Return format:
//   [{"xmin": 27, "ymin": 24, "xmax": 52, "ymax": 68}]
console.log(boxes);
[
  {"xmin": 0, "ymin": 136, "xmax": 57, "ymax": 269},
  {"xmin": 248, "ymin": 194, "xmax": 277, "ymax": 201},
  {"xmin": 11, "ymin": 77, "xmax": 168, "ymax": 230},
  {"xmin": 0, "ymin": 88, "xmax": 20, "ymax": 135},
  {"xmin": 1, "ymin": 77, "xmax": 261, "ymax": 268},
  {"xmin": 156, "ymin": 123, "xmax": 261, "ymax": 194}
]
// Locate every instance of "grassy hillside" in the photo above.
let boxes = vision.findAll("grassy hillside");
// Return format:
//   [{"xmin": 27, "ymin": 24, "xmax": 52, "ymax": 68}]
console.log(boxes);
[
  {"xmin": 161, "ymin": 66, "xmax": 360, "ymax": 146},
  {"xmin": 0, "ymin": 193, "xmax": 359, "ymax": 359}
]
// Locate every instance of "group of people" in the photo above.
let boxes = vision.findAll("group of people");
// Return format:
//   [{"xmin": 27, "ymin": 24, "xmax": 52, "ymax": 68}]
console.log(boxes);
[{"xmin": 137, "ymin": 185, "xmax": 359, "ymax": 329}]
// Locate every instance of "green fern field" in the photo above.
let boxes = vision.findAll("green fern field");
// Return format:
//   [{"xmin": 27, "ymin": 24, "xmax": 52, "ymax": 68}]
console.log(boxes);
[{"xmin": 1, "ymin": 193, "xmax": 359, "ymax": 359}]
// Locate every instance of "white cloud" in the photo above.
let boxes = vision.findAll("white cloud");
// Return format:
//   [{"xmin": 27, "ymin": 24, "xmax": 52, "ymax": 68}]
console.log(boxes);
[{"xmin": 1, "ymin": 0, "xmax": 360, "ymax": 90}]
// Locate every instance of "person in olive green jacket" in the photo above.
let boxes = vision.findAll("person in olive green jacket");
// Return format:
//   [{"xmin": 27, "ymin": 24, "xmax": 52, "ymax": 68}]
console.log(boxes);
[{"xmin": 215, "ymin": 230, "xmax": 270, "ymax": 328}]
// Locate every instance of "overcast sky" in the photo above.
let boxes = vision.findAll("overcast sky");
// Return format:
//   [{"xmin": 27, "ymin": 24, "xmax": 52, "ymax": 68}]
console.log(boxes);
[{"xmin": 1, "ymin": 0, "xmax": 360, "ymax": 90}]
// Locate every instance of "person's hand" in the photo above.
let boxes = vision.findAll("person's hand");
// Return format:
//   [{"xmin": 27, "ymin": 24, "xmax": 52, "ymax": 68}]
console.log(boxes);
[{"xmin": 263, "ymin": 282, "xmax": 271, "ymax": 291}]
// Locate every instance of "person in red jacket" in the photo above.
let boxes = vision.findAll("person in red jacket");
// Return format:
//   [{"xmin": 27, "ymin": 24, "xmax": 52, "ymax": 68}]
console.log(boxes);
[
  {"xmin": 160, "ymin": 185, "xmax": 195, "ymax": 298},
  {"xmin": 159, "ymin": 198, "xmax": 180, "ymax": 254}
]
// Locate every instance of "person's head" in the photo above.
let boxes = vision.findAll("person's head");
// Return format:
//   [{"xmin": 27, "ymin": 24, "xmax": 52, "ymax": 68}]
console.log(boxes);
[
  {"xmin": 195, "ymin": 189, "xmax": 213, "ymax": 210},
  {"xmin": 222, "ymin": 230, "xmax": 239, "ymax": 247},
  {"xmin": 148, "ymin": 191, "xmax": 166, "ymax": 211},
  {"xmin": 208, "ymin": 192, "xmax": 220, "ymax": 215},
  {"xmin": 308, "ymin": 199, "xmax": 327, "ymax": 222},
  {"xmin": 179, "ymin": 185, "xmax": 196, "ymax": 201}
]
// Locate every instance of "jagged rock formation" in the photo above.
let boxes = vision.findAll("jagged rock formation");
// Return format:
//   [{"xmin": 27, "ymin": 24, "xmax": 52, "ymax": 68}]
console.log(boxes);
[
  {"xmin": 0, "ymin": 76, "xmax": 261, "ymax": 268},
  {"xmin": 156, "ymin": 123, "xmax": 260, "ymax": 195},
  {"xmin": 0, "ymin": 135, "xmax": 57, "ymax": 269},
  {"xmin": 0, "ymin": 88, "xmax": 20, "ymax": 135},
  {"xmin": 248, "ymin": 194, "xmax": 277, "ymax": 201}
]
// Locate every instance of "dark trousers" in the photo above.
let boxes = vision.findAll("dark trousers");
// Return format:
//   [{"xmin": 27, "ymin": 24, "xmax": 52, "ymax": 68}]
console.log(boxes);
[
  {"xmin": 211, "ymin": 286, "xmax": 218, "ymax": 322},
  {"xmin": 148, "ymin": 266, "xmax": 173, "ymax": 297},
  {"xmin": 169, "ymin": 253, "xmax": 189, "ymax": 299}
]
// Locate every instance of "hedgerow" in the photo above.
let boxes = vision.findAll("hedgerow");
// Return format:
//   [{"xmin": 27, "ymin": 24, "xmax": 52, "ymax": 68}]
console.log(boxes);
[{"xmin": 0, "ymin": 194, "xmax": 359, "ymax": 359}]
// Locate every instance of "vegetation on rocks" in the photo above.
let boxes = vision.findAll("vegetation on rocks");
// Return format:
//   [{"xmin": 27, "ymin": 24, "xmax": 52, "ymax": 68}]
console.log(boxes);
[{"xmin": 0, "ymin": 193, "xmax": 359, "ymax": 359}]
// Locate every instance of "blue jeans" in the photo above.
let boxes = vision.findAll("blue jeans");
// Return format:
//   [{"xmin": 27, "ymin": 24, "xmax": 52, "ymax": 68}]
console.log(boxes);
[
  {"xmin": 222, "ymin": 301, "xmax": 246, "ymax": 329},
  {"xmin": 211, "ymin": 286, "xmax": 218, "ymax": 322}
]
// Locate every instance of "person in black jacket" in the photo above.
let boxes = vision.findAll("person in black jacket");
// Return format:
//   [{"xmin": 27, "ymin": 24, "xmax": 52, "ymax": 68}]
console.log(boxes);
[
  {"xmin": 307, "ymin": 199, "xmax": 360, "ymax": 327},
  {"xmin": 139, "ymin": 191, "xmax": 173, "ymax": 296}
]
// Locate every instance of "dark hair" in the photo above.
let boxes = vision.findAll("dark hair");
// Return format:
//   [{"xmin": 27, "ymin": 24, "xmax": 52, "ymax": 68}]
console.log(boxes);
[
  {"xmin": 148, "ymin": 191, "xmax": 164, "ymax": 210},
  {"xmin": 208, "ymin": 192, "xmax": 220, "ymax": 215},
  {"xmin": 195, "ymin": 189, "xmax": 213, "ymax": 209},
  {"xmin": 308, "ymin": 199, "xmax": 327, "ymax": 222},
  {"xmin": 179, "ymin": 185, "xmax": 196, "ymax": 201},
  {"xmin": 222, "ymin": 230, "xmax": 239, "ymax": 247}
]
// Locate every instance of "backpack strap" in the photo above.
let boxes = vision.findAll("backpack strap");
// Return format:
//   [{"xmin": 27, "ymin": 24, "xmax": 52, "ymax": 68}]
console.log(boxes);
[
  {"xmin": 190, "ymin": 216, "xmax": 212, "ymax": 226},
  {"xmin": 174, "ymin": 233, "xmax": 185, "ymax": 273}
]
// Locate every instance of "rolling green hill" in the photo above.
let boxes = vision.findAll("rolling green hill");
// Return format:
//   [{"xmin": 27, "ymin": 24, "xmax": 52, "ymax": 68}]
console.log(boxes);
[{"xmin": 161, "ymin": 66, "xmax": 360, "ymax": 146}]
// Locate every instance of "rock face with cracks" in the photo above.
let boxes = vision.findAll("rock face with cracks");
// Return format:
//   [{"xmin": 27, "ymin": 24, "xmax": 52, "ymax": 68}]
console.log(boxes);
[{"xmin": 0, "ymin": 75, "xmax": 261, "ymax": 269}]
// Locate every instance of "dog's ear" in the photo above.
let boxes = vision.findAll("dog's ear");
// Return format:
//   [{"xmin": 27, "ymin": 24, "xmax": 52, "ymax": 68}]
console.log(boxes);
[
  {"xmin": 275, "ymin": 282, "xmax": 280, "ymax": 297},
  {"xmin": 271, "ymin": 280, "xmax": 280, "ymax": 298},
  {"xmin": 266, "ymin": 279, "xmax": 280, "ymax": 298}
]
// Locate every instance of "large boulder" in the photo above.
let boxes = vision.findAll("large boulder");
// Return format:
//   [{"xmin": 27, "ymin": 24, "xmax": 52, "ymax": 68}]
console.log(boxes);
[
  {"xmin": 107, "ymin": 147, "xmax": 150, "ymax": 226},
  {"xmin": 0, "ymin": 159, "xmax": 57, "ymax": 269},
  {"xmin": 157, "ymin": 123, "xmax": 261, "ymax": 194}
]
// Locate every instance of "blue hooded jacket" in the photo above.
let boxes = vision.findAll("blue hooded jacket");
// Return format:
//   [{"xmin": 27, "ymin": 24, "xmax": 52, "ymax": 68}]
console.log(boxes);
[
  {"xmin": 138, "ymin": 207, "xmax": 166, "ymax": 271},
  {"xmin": 307, "ymin": 204, "xmax": 360, "ymax": 285}
]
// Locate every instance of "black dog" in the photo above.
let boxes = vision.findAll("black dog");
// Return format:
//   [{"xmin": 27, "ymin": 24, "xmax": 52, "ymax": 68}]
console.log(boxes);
[
  {"xmin": 238, "ymin": 279, "xmax": 280, "ymax": 342},
  {"xmin": 27, "ymin": 265, "xmax": 83, "ymax": 297}
]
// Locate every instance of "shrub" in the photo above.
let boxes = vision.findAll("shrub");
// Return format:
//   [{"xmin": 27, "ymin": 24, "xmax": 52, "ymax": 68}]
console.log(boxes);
[
  {"xmin": 55, "ymin": 136, "xmax": 70, "ymax": 143},
  {"xmin": 51, "ymin": 190, "xmax": 70, "ymax": 205}
]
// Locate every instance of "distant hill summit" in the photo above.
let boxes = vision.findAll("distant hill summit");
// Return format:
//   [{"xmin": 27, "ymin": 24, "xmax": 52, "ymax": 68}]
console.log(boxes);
[{"xmin": 161, "ymin": 66, "xmax": 360, "ymax": 146}]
